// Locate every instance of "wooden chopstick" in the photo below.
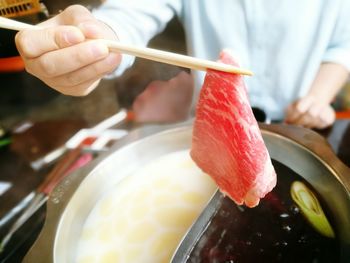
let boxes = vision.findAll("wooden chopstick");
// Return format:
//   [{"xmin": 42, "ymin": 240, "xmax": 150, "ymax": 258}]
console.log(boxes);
[
  {"xmin": 0, "ymin": 16, "xmax": 37, "ymax": 31},
  {"xmin": 101, "ymin": 39, "xmax": 253, "ymax": 75},
  {"xmin": 0, "ymin": 16, "xmax": 253, "ymax": 76}
]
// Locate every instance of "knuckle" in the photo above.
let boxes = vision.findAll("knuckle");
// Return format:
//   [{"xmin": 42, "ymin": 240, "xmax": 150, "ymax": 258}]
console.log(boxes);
[
  {"xmin": 68, "ymin": 51, "xmax": 89, "ymax": 70},
  {"xmin": 57, "ymin": 26, "xmax": 84, "ymax": 47},
  {"xmin": 14, "ymin": 32, "xmax": 24, "ymax": 52},
  {"xmin": 308, "ymin": 109, "xmax": 319, "ymax": 119},
  {"xmin": 294, "ymin": 103, "xmax": 304, "ymax": 114},
  {"xmin": 99, "ymin": 55, "xmax": 120, "ymax": 73},
  {"xmin": 23, "ymin": 59, "xmax": 43, "ymax": 78},
  {"xmin": 321, "ymin": 107, "xmax": 335, "ymax": 124},
  {"xmin": 38, "ymin": 56, "xmax": 56, "ymax": 77},
  {"xmin": 15, "ymin": 31, "xmax": 32, "ymax": 57},
  {"xmin": 64, "ymin": 62, "xmax": 105, "ymax": 88},
  {"xmin": 94, "ymin": 66, "xmax": 115, "ymax": 81},
  {"xmin": 43, "ymin": 28, "xmax": 59, "ymax": 50},
  {"xmin": 65, "ymin": 72, "xmax": 83, "ymax": 86},
  {"xmin": 92, "ymin": 60, "xmax": 107, "ymax": 74}
]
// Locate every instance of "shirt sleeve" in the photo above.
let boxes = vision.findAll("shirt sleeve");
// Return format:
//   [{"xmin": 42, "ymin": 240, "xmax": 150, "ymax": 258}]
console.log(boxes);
[
  {"xmin": 322, "ymin": 0, "xmax": 350, "ymax": 71},
  {"xmin": 92, "ymin": 0, "xmax": 182, "ymax": 77}
]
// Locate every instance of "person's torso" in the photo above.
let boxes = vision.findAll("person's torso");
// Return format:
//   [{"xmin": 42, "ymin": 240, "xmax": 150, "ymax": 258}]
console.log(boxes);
[{"xmin": 180, "ymin": 0, "xmax": 341, "ymax": 120}]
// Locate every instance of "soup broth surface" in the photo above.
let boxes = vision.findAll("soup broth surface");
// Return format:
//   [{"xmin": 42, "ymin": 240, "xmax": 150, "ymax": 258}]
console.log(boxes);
[{"xmin": 75, "ymin": 150, "xmax": 216, "ymax": 263}]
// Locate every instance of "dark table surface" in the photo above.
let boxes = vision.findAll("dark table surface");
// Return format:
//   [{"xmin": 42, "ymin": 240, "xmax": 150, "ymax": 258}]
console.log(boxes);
[{"xmin": 0, "ymin": 69, "xmax": 122, "ymax": 263}]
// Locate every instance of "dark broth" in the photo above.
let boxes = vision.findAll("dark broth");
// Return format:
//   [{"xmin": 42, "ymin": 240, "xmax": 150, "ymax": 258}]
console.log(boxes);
[{"xmin": 187, "ymin": 160, "xmax": 339, "ymax": 263}]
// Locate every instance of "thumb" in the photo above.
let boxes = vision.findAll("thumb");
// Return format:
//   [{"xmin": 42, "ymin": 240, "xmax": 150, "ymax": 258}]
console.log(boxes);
[{"xmin": 15, "ymin": 26, "xmax": 85, "ymax": 59}]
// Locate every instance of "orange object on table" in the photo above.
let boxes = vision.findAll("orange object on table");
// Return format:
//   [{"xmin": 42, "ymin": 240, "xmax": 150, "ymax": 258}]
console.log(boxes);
[
  {"xmin": 336, "ymin": 110, "xmax": 350, "ymax": 119},
  {"xmin": 0, "ymin": 56, "xmax": 25, "ymax": 72}
]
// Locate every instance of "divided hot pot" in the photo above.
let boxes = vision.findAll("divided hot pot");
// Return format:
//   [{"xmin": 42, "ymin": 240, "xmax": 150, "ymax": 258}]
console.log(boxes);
[{"xmin": 23, "ymin": 122, "xmax": 350, "ymax": 263}]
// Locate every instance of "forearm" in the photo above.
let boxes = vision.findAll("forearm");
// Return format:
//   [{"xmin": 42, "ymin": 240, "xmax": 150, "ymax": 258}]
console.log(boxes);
[{"xmin": 306, "ymin": 63, "xmax": 349, "ymax": 104}]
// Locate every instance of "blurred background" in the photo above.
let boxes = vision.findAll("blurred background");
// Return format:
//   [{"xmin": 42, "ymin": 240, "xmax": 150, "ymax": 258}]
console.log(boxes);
[{"xmin": 1, "ymin": 0, "xmax": 350, "ymax": 131}]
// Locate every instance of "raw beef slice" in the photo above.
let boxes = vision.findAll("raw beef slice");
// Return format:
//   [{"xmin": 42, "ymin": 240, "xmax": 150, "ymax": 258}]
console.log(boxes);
[{"xmin": 190, "ymin": 50, "xmax": 276, "ymax": 208}]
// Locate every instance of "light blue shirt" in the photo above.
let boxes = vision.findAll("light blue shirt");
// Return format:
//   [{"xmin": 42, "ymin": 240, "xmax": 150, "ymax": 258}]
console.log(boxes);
[{"xmin": 94, "ymin": 0, "xmax": 350, "ymax": 120}]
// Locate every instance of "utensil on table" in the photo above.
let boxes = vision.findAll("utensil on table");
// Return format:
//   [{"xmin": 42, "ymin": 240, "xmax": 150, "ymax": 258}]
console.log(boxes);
[
  {"xmin": 0, "ymin": 16, "xmax": 253, "ymax": 76},
  {"xmin": 0, "ymin": 147, "xmax": 86, "ymax": 253},
  {"xmin": 0, "ymin": 109, "xmax": 128, "ymax": 231},
  {"xmin": 30, "ymin": 109, "xmax": 129, "ymax": 170},
  {"xmin": 0, "ymin": 192, "xmax": 34, "ymax": 228},
  {"xmin": 0, "ymin": 110, "xmax": 130, "ymax": 252}
]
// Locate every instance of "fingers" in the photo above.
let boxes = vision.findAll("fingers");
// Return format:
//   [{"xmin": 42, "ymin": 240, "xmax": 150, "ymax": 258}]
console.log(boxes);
[
  {"xmin": 35, "ymin": 52, "xmax": 119, "ymax": 96},
  {"xmin": 46, "ymin": 53, "xmax": 120, "ymax": 89},
  {"xmin": 15, "ymin": 26, "xmax": 85, "ymax": 59},
  {"xmin": 78, "ymin": 20, "xmax": 118, "ymax": 40},
  {"xmin": 15, "ymin": 5, "xmax": 96, "ymax": 59},
  {"xmin": 317, "ymin": 106, "xmax": 336, "ymax": 129},
  {"xmin": 292, "ymin": 112, "xmax": 319, "ymax": 128},
  {"xmin": 49, "ymin": 5, "xmax": 118, "ymax": 40},
  {"xmin": 25, "ymin": 40, "xmax": 109, "ymax": 77},
  {"xmin": 285, "ymin": 98, "xmax": 335, "ymax": 129},
  {"xmin": 48, "ymin": 78, "xmax": 101, "ymax": 96},
  {"xmin": 285, "ymin": 96, "xmax": 313, "ymax": 123},
  {"xmin": 14, "ymin": 4, "xmax": 121, "ymax": 96}
]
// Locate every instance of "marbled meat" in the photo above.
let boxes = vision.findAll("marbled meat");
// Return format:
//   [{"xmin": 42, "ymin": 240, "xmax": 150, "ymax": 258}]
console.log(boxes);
[{"xmin": 190, "ymin": 50, "xmax": 276, "ymax": 208}]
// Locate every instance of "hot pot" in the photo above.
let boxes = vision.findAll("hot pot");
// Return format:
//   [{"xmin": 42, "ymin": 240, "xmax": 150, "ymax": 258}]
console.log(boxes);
[{"xmin": 23, "ymin": 122, "xmax": 350, "ymax": 263}]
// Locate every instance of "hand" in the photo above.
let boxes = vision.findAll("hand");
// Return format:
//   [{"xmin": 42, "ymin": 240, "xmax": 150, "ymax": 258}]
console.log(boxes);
[
  {"xmin": 15, "ymin": 5, "xmax": 121, "ymax": 96},
  {"xmin": 285, "ymin": 95, "xmax": 336, "ymax": 129},
  {"xmin": 132, "ymin": 71, "xmax": 193, "ymax": 123}
]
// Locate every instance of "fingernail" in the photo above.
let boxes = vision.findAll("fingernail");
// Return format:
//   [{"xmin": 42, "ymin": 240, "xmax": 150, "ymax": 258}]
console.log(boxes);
[
  {"xmin": 78, "ymin": 22, "xmax": 100, "ymax": 38},
  {"xmin": 64, "ymin": 29, "xmax": 84, "ymax": 45},
  {"xmin": 91, "ymin": 43, "xmax": 108, "ymax": 58}
]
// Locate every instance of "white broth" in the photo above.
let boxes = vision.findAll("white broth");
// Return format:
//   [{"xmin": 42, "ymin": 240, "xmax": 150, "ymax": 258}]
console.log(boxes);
[{"xmin": 75, "ymin": 150, "xmax": 216, "ymax": 263}]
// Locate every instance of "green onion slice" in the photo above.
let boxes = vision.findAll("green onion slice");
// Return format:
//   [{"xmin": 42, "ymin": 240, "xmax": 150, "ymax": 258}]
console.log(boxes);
[{"xmin": 291, "ymin": 181, "xmax": 335, "ymax": 238}]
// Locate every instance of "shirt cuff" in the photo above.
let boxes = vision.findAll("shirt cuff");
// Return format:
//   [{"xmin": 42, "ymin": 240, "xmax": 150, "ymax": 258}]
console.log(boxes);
[
  {"xmin": 322, "ymin": 47, "xmax": 350, "ymax": 72},
  {"xmin": 92, "ymin": 10, "xmax": 136, "ymax": 77}
]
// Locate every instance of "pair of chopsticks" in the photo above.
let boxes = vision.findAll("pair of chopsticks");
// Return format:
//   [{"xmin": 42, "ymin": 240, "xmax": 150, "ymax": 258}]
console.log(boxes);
[{"xmin": 0, "ymin": 16, "xmax": 253, "ymax": 76}]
